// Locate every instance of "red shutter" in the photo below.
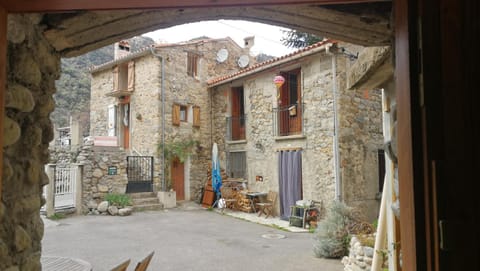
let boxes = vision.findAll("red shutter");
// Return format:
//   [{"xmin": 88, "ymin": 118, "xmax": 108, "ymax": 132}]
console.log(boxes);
[{"xmin": 172, "ymin": 104, "xmax": 180, "ymax": 126}]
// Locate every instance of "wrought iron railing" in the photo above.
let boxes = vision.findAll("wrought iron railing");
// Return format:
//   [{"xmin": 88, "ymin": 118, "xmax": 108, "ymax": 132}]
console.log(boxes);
[
  {"xmin": 272, "ymin": 103, "xmax": 305, "ymax": 137},
  {"xmin": 226, "ymin": 115, "xmax": 247, "ymax": 141}
]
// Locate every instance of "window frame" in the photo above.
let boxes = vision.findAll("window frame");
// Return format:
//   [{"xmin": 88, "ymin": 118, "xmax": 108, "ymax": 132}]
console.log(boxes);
[
  {"xmin": 227, "ymin": 151, "xmax": 247, "ymax": 179},
  {"xmin": 179, "ymin": 105, "xmax": 188, "ymax": 122}
]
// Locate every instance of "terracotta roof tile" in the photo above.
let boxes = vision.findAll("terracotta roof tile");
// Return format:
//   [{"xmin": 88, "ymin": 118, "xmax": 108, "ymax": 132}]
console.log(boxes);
[{"xmin": 207, "ymin": 39, "xmax": 336, "ymax": 86}]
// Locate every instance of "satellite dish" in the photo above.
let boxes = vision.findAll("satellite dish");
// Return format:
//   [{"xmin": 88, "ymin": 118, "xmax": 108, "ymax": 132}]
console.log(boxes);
[
  {"xmin": 216, "ymin": 48, "xmax": 229, "ymax": 63},
  {"xmin": 237, "ymin": 55, "xmax": 250, "ymax": 68}
]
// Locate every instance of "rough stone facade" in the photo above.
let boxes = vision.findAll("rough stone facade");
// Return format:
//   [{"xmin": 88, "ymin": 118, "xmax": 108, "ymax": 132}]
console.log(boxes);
[
  {"xmin": 211, "ymin": 44, "xmax": 383, "ymax": 220},
  {"xmin": 90, "ymin": 38, "xmax": 250, "ymax": 201},
  {"xmin": 1, "ymin": 14, "xmax": 60, "ymax": 270}
]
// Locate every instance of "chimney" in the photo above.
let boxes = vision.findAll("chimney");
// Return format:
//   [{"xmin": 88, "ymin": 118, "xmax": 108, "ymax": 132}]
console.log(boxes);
[
  {"xmin": 114, "ymin": 40, "xmax": 131, "ymax": 60},
  {"xmin": 244, "ymin": 36, "xmax": 255, "ymax": 50}
]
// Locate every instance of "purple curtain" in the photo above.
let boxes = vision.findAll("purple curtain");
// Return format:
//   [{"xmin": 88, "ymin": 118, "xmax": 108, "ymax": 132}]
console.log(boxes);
[{"xmin": 278, "ymin": 150, "xmax": 302, "ymax": 220}]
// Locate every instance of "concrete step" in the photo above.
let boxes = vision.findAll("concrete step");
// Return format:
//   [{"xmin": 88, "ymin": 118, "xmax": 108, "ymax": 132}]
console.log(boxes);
[
  {"xmin": 128, "ymin": 192, "xmax": 156, "ymax": 199},
  {"xmin": 133, "ymin": 203, "xmax": 163, "ymax": 212},
  {"xmin": 132, "ymin": 197, "xmax": 160, "ymax": 205}
]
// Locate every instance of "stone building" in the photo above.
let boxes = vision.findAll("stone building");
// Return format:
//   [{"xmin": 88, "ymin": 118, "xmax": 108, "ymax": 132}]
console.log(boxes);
[
  {"xmin": 89, "ymin": 37, "xmax": 254, "ymax": 201},
  {"xmin": 2, "ymin": 2, "xmax": 476, "ymax": 271},
  {"xmin": 207, "ymin": 40, "xmax": 384, "ymax": 221}
]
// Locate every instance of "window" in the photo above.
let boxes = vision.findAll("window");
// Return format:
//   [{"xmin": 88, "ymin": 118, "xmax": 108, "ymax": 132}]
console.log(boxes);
[
  {"xmin": 227, "ymin": 151, "xmax": 246, "ymax": 179},
  {"xmin": 274, "ymin": 68, "xmax": 303, "ymax": 136},
  {"xmin": 173, "ymin": 104, "xmax": 200, "ymax": 127},
  {"xmin": 229, "ymin": 87, "xmax": 246, "ymax": 140},
  {"xmin": 113, "ymin": 61, "xmax": 135, "ymax": 92},
  {"xmin": 187, "ymin": 52, "xmax": 198, "ymax": 77},
  {"xmin": 179, "ymin": 105, "xmax": 187, "ymax": 122},
  {"xmin": 377, "ymin": 149, "xmax": 386, "ymax": 192}
]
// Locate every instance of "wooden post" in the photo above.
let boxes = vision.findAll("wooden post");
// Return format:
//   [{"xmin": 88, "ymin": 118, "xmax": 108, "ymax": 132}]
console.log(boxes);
[
  {"xmin": 45, "ymin": 164, "xmax": 56, "ymax": 217},
  {"xmin": 0, "ymin": 6, "xmax": 6, "ymax": 201},
  {"xmin": 382, "ymin": 89, "xmax": 399, "ymax": 271},
  {"xmin": 74, "ymin": 164, "xmax": 83, "ymax": 215},
  {"xmin": 371, "ymin": 177, "xmax": 387, "ymax": 271},
  {"xmin": 395, "ymin": 0, "xmax": 418, "ymax": 270}
]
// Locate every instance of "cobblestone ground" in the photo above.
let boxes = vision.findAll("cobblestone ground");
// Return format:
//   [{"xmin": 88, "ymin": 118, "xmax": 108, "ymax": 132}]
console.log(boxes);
[{"xmin": 42, "ymin": 205, "xmax": 343, "ymax": 271}]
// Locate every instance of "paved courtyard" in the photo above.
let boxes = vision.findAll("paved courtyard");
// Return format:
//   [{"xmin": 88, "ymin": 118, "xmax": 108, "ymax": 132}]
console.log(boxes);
[{"xmin": 42, "ymin": 203, "xmax": 343, "ymax": 271}]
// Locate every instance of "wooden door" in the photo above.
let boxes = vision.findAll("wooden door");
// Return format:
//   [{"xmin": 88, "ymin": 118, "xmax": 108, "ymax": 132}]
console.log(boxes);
[
  {"xmin": 118, "ymin": 98, "xmax": 130, "ymax": 149},
  {"xmin": 231, "ymin": 87, "xmax": 245, "ymax": 140},
  {"xmin": 171, "ymin": 157, "xmax": 185, "ymax": 201},
  {"xmin": 397, "ymin": 1, "xmax": 480, "ymax": 270},
  {"xmin": 419, "ymin": 0, "xmax": 480, "ymax": 270}
]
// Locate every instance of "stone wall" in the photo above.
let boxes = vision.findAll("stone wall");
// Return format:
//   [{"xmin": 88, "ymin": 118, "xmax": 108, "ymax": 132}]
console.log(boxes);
[
  {"xmin": 49, "ymin": 140, "xmax": 129, "ymax": 212},
  {"xmin": 1, "ymin": 14, "xmax": 60, "ymax": 270},
  {"xmin": 338, "ymin": 49, "xmax": 384, "ymax": 222},
  {"xmin": 341, "ymin": 235, "xmax": 379, "ymax": 271},
  {"xmin": 90, "ymin": 38, "xmax": 248, "ymax": 201},
  {"xmin": 211, "ymin": 46, "xmax": 384, "ymax": 218},
  {"xmin": 212, "ymin": 51, "xmax": 339, "ymax": 214}
]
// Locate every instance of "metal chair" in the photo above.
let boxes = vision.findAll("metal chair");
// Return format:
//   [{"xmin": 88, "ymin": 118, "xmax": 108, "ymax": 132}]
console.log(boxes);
[{"xmin": 256, "ymin": 191, "xmax": 277, "ymax": 218}]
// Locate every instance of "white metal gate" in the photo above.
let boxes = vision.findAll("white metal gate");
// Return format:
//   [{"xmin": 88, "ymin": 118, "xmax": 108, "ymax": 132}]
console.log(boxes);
[
  {"xmin": 43, "ymin": 165, "xmax": 77, "ymax": 211},
  {"xmin": 54, "ymin": 166, "xmax": 76, "ymax": 209}
]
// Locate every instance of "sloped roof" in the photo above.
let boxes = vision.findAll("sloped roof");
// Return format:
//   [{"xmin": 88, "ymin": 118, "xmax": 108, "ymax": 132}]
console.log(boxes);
[
  {"xmin": 90, "ymin": 37, "xmax": 242, "ymax": 73},
  {"xmin": 207, "ymin": 39, "xmax": 336, "ymax": 87}
]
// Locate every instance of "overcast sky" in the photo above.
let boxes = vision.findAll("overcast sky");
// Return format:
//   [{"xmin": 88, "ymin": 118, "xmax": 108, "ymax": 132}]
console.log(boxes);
[{"xmin": 143, "ymin": 20, "xmax": 296, "ymax": 57}]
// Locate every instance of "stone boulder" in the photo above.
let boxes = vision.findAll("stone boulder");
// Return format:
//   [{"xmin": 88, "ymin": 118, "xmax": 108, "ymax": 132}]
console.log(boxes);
[
  {"xmin": 97, "ymin": 201, "xmax": 109, "ymax": 212},
  {"xmin": 118, "ymin": 207, "xmax": 133, "ymax": 216},
  {"xmin": 107, "ymin": 206, "xmax": 119, "ymax": 216},
  {"xmin": 87, "ymin": 200, "xmax": 98, "ymax": 210}
]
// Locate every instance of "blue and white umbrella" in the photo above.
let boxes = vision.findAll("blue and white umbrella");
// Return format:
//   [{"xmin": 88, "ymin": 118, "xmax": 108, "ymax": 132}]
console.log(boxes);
[{"xmin": 211, "ymin": 142, "xmax": 222, "ymax": 194}]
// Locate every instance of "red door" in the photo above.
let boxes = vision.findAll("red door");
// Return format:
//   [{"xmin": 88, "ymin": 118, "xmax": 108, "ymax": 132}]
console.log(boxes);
[{"xmin": 171, "ymin": 157, "xmax": 185, "ymax": 200}]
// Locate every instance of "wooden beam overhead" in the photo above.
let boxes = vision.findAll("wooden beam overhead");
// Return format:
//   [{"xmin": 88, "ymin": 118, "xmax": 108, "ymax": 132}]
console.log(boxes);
[
  {"xmin": 42, "ymin": 4, "xmax": 391, "ymax": 57},
  {"xmin": 0, "ymin": 0, "xmax": 390, "ymax": 13}
]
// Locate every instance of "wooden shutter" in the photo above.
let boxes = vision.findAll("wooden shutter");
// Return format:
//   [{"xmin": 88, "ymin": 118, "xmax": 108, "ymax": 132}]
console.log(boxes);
[
  {"xmin": 193, "ymin": 106, "xmax": 200, "ymax": 127},
  {"xmin": 113, "ymin": 66, "xmax": 119, "ymax": 91},
  {"xmin": 172, "ymin": 104, "xmax": 180, "ymax": 126},
  {"xmin": 127, "ymin": 61, "xmax": 135, "ymax": 92},
  {"xmin": 187, "ymin": 53, "xmax": 193, "ymax": 76}
]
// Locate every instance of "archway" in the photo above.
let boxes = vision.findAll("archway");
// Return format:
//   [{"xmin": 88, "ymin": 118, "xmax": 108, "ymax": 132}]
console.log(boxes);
[{"xmin": 3, "ymin": 1, "xmax": 478, "ymax": 271}]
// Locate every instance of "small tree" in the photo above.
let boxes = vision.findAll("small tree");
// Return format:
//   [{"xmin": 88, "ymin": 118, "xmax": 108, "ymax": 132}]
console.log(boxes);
[{"xmin": 281, "ymin": 30, "xmax": 324, "ymax": 49}]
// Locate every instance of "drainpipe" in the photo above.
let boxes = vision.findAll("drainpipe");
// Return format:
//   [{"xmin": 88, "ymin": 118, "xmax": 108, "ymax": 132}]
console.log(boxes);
[
  {"xmin": 330, "ymin": 50, "xmax": 342, "ymax": 201},
  {"xmin": 150, "ymin": 47, "xmax": 166, "ymax": 192}
]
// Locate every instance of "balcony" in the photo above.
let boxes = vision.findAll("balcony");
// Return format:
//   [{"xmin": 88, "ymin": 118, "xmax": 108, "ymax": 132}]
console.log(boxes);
[
  {"xmin": 226, "ymin": 116, "xmax": 246, "ymax": 141},
  {"xmin": 273, "ymin": 103, "xmax": 304, "ymax": 137}
]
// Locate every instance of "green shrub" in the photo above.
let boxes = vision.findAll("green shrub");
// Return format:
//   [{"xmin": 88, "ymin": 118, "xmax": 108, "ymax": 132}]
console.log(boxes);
[
  {"xmin": 105, "ymin": 193, "xmax": 132, "ymax": 208},
  {"xmin": 313, "ymin": 201, "xmax": 356, "ymax": 258}
]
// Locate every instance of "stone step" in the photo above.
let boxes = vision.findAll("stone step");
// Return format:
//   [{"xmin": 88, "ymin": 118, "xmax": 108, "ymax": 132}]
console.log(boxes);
[
  {"xmin": 133, "ymin": 203, "xmax": 163, "ymax": 212},
  {"xmin": 127, "ymin": 192, "xmax": 156, "ymax": 199},
  {"xmin": 132, "ymin": 197, "xmax": 160, "ymax": 205}
]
